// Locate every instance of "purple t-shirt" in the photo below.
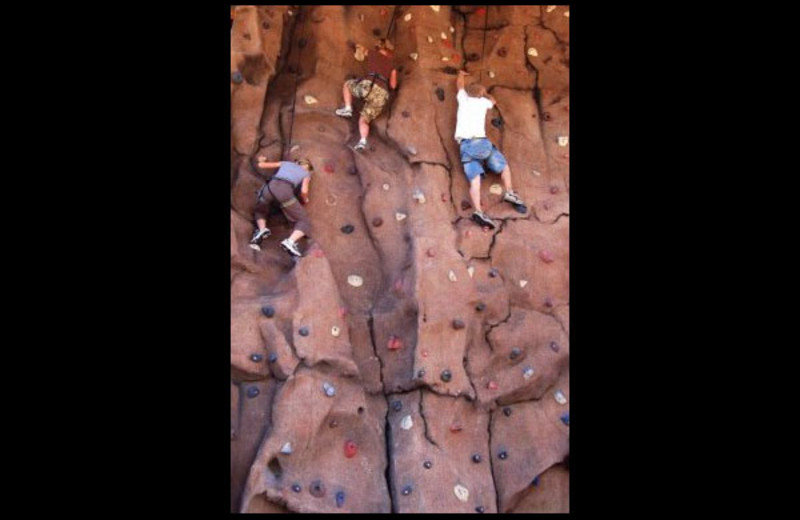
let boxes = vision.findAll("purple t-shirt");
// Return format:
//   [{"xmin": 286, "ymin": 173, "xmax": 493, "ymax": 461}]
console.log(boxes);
[{"xmin": 273, "ymin": 161, "xmax": 310, "ymax": 188}]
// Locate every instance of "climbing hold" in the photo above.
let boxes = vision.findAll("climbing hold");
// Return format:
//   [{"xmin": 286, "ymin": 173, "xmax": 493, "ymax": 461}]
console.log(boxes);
[
  {"xmin": 421, "ymin": 350, "xmax": 429, "ymax": 358},
  {"xmin": 440, "ymin": 369, "xmax": 452, "ymax": 382},
  {"xmin": 280, "ymin": 442, "xmax": 293, "ymax": 455},
  {"xmin": 441, "ymin": 56, "xmax": 449, "ymax": 62},
  {"xmin": 554, "ymin": 390, "xmax": 567, "ymax": 405},
  {"xmin": 544, "ymin": 297, "xmax": 554, "ymax": 308},
  {"xmin": 323, "ymin": 382, "xmax": 336, "ymax": 397},
  {"xmin": 503, "ymin": 406, "xmax": 512, "ymax": 417},
  {"xmin": 543, "ymin": 112, "xmax": 552, "ymax": 121},
  {"xmin": 382, "ymin": 183, "xmax": 390, "ymax": 191},
  {"xmin": 290, "ymin": 144, "xmax": 300, "ymax": 153},
  {"xmin": 409, "ymin": 52, "xmax": 418, "ymax": 61},
  {"xmin": 325, "ymin": 194, "xmax": 338, "ymax": 206},
  {"xmin": 412, "ymin": 189, "xmax": 426, "ymax": 203},
  {"xmin": 426, "ymin": 248, "xmax": 436, "ymax": 258},
  {"xmin": 533, "ymin": 169, "xmax": 542, "ymax": 176},
  {"xmin": 358, "ymin": 13, "xmax": 365, "ymax": 22},
  {"xmin": 292, "ymin": 483, "xmax": 302, "ymax": 493},
  {"xmin": 336, "ymin": 491, "xmax": 345, "ymax": 508},
  {"xmin": 527, "ymin": 47, "xmax": 538, "ymax": 57},
  {"xmin": 246, "ymin": 386, "xmax": 260, "ymax": 398},
  {"xmin": 261, "ymin": 305, "xmax": 275, "ymax": 317},
  {"xmin": 268, "ymin": 353, "xmax": 278, "ymax": 363},
  {"xmin": 472, "ymin": 454, "xmax": 482, "ymax": 463},
  {"xmin": 312, "ymin": 248, "xmax": 325, "ymax": 258},
  {"xmin": 299, "ymin": 326, "xmax": 310, "ymax": 337},
  {"xmin": 564, "ymin": 10, "xmax": 569, "ymax": 17},
  {"xmin": 475, "ymin": 7, "xmax": 486, "ymax": 16},
  {"xmin": 354, "ymin": 44, "xmax": 366, "ymax": 62},
  {"xmin": 510, "ymin": 347, "xmax": 522, "ymax": 360},
  {"xmin": 347, "ymin": 275, "xmax": 364, "ymax": 287},
  {"xmin": 497, "ymin": 47, "xmax": 508, "ymax": 58},
  {"xmin": 532, "ymin": 476, "xmax": 540, "ymax": 487},
  {"xmin": 452, "ymin": 319, "xmax": 465, "ymax": 330},
  {"xmin": 450, "ymin": 423, "xmax": 463, "ymax": 433},
  {"xmin": 388, "ymin": 335, "xmax": 403, "ymax": 351},
  {"xmin": 475, "ymin": 302, "xmax": 486, "ymax": 311},
  {"xmin": 407, "ymin": 145, "xmax": 418, "ymax": 156},
  {"xmin": 450, "ymin": 25, "xmax": 455, "ymax": 33},
  {"xmin": 304, "ymin": 95, "xmax": 318, "ymax": 105},
  {"xmin": 549, "ymin": 185, "xmax": 559, "ymax": 194},
  {"xmin": 550, "ymin": 341, "xmax": 560, "ymax": 352},
  {"xmin": 341, "ymin": 224, "xmax": 355, "ymax": 234},
  {"xmin": 498, "ymin": 450, "xmax": 508, "ymax": 460},
  {"xmin": 491, "ymin": 117, "xmax": 503, "ymax": 128},
  {"xmin": 448, "ymin": 270, "xmax": 457, "ymax": 282},
  {"xmin": 232, "ymin": 71, "xmax": 243, "ymax": 84},
  {"xmin": 402, "ymin": 485, "xmax": 413, "ymax": 496},
  {"xmin": 561, "ymin": 412, "xmax": 570, "ymax": 426},
  {"xmin": 262, "ymin": 21, "xmax": 270, "ymax": 30},
  {"xmin": 287, "ymin": 9, "xmax": 294, "ymax": 16},
  {"xmin": 395, "ymin": 212, "xmax": 407, "ymax": 222},
  {"xmin": 523, "ymin": 366, "xmax": 535, "ymax": 379},
  {"xmin": 519, "ymin": 280, "xmax": 528, "ymax": 288},
  {"xmin": 391, "ymin": 400, "xmax": 402, "ymax": 412},
  {"xmin": 324, "ymin": 162, "xmax": 335, "ymax": 173},
  {"xmin": 558, "ymin": 136, "xmax": 569, "ymax": 147},
  {"xmin": 417, "ymin": 369, "xmax": 426, "ymax": 378},
  {"xmin": 430, "ymin": 6, "xmax": 440, "ymax": 13},
  {"xmin": 373, "ymin": 28, "xmax": 382, "ymax": 36},
  {"xmin": 488, "ymin": 70, "xmax": 496, "ymax": 79},
  {"xmin": 380, "ymin": 8, "xmax": 387, "ymax": 16},
  {"xmin": 487, "ymin": 381, "xmax": 498, "ymax": 390},
  {"xmin": 489, "ymin": 268, "xmax": 499, "ymax": 278},
  {"xmin": 298, "ymin": 38, "xmax": 307, "ymax": 49},
  {"xmin": 454, "ymin": 484, "xmax": 469, "ymax": 502},
  {"xmin": 441, "ymin": 32, "xmax": 448, "ymax": 40},
  {"xmin": 476, "ymin": 506, "xmax": 486, "ymax": 513},
  {"xmin": 344, "ymin": 440, "xmax": 357, "ymax": 458},
  {"xmin": 427, "ymin": 35, "xmax": 434, "ymax": 43},
  {"xmin": 461, "ymin": 199, "xmax": 472, "ymax": 210},
  {"xmin": 547, "ymin": 5, "xmax": 557, "ymax": 13},
  {"xmin": 310, "ymin": 480, "xmax": 326, "ymax": 498},
  {"xmin": 443, "ymin": 65, "xmax": 459, "ymax": 75},
  {"xmin": 539, "ymin": 249, "xmax": 554, "ymax": 263},
  {"xmin": 489, "ymin": 183, "xmax": 503, "ymax": 195},
  {"xmin": 401, "ymin": 415, "xmax": 413, "ymax": 430},
  {"xmin": 401, "ymin": 110, "xmax": 410, "ymax": 118},
  {"xmin": 251, "ymin": 353, "xmax": 264, "ymax": 363},
  {"xmin": 423, "ymin": 460, "xmax": 432, "ymax": 469},
  {"xmin": 331, "ymin": 326, "xmax": 341, "ymax": 337},
  {"xmin": 329, "ymin": 419, "xmax": 339, "ymax": 428},
  {"xmin": 435, "ymin": 87, "xmax": 445, "ymax": 101}
]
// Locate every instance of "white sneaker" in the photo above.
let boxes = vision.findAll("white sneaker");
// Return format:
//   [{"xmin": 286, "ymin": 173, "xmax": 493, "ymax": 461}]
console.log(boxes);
[
  {"xmin": 335, "ymin": 107, "xmax": 353, "ymax": 118},
  {"xmin": 353, "ymin": 140, "xmax": 367, "ymax": 151},
  {"xmin": 280, "ymin": 238, "xmax": 302, "ymax": 257}
]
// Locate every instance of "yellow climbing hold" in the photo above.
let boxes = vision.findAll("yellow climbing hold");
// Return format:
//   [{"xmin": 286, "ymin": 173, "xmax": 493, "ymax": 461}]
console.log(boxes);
[
  {"xmin": 430, "ymin": 5, "xmax": 440, "ymax": 13},
  {"xmin": 558, "ymin": 136, "xmax": 569, "ymax": 147},
  {"xmin": 527, "ymin": 47, "xmax": 538, "ymax": 57},
  {"xmin": 489, "ymin": 183, "xmax": 503, "ymax": 195},
  {"xmin": 448, "ymin": 270, "xmax": 457, "ymax": 282},
  {"xmin": 304, "ymin": 95, "xmax": 318, "ymax": 105},
  {"xmin": 454, "ymin": 484, "xmax": 469, "ymax": 502},
  {"xmin": 347, "ymin": 275, "xmax": 364, "ymax": 287},
  {"xmin": 404, "ymin": 13, "xmax": 412, "ymax": 22},
  {"xmin": 488, "ymin": 70, "xmax": 496, "ymax": 79}
]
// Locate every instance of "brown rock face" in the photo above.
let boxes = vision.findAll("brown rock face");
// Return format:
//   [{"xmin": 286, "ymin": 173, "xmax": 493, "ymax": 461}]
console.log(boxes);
[{"xmin": 231, "ymin": 4, "xmax": 569, "ymax": 513}]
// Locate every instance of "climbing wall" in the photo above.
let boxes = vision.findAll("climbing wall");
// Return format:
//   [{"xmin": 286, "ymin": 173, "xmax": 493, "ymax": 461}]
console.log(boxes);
[{"xmin": 231, "ymin": 4, "xmax": 569, "ymax": 513}]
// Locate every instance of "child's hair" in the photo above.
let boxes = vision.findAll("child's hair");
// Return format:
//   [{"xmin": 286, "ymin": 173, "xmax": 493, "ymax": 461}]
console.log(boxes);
[
  {"xmin": 295, "ymin": 158, "xmax": 314, "ymax": 172},
  {"xmin": 376, "ymin": 38, "xmax": 395, "ymax": 52},
  {"xmin": 466, "ymin": 83, "xmax": 485, "ymax": 98}
]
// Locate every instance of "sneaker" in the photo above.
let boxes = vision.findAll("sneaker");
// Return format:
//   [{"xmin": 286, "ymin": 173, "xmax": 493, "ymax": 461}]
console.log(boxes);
[
  {"xmin": 335, "ymin": 106, "xmax": 353, "ymax": 118},
  {"xmin": 280, "ymin": 238, "xmax": 302, "ymax": 257},
  {"xmin": 353, "ymin": 140, "xmax": 367, "ymax": 151},
  {"xmin": 472, "ymin": 210, "xmax": 496, "ymax": 229},
  {"xmin": 503, "ymin": 190, "xmax": 525, "ymax": 206},
  {"xmin": 249, "ymin": 227, "xmax": 271, "ymax": 250}
]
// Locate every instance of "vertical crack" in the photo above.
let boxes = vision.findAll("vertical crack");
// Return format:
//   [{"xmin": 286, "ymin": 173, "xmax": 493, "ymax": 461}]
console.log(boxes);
[
  {"xmin": 383, "ymin": 394, "xmax": 396, "ymax": 513},
  {"xmin": 367, "ymin": 311, "xmax": 386, "ymax": 392},
  {"xmin": 417, "ymin": 390, "xmax": 440, "ymax": 448},
  {"xmin": 487, "ymin": 410, "xmax": 501, "ymax": 513}
]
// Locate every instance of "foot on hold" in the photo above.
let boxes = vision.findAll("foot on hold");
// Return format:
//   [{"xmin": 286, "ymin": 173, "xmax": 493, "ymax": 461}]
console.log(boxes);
[
  {"xmin": 280, "ymin": 238, "xmax": 302, "ymax": 257},
  {"xmin": 335, "ymin": 106, "xmax": 353, "ymax": 118},
  {"xmin": 503, "ymin": 190, "xmax": 525, "ymax": 206},
  {"xmin": 353, "ymin": 139, "xmax": 367, "ymax": 152},
  {"xmin": 472, "ymin": 210, "xmax": 496, "ymax": 229},
  {"xmin": 249, "ymin": 227, "xmax": 271, "ymax": 250}
]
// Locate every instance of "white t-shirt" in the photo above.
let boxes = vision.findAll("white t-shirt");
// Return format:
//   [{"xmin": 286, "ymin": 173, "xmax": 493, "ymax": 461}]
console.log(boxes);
[{"xmin": 454, "ymin": 89, "xmax": 494, "ymax": 141}]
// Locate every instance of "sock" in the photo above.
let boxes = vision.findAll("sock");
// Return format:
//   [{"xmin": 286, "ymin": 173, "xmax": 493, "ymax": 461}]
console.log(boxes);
[
  {"xmin": 358, "ymin": 137, "xmax": 367, "ymax": 144},
  {"xmin": 345, "ymin": 105, "xmax": 352, "ymax": 110}
]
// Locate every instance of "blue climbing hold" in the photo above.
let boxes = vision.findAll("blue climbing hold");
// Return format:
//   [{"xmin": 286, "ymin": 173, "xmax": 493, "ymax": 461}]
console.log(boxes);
[
  {"xmin": 560, "ymin": 412, "xmax": 569, "ymax": 426},
  {"xmin": 261, "ymin": 305, "xmax": 275, "ymax": 317},
  {"xmin": 336, "ymin": 491, "xmax": 345, "ymax": 508},
  {"xmin": 251, "ymin": 353, "xmax": 264, "ymax": 362},
  {"xmin": 232, "ymin": 71, "xmax": 243, "ymax": 84},
  {"xmin": 423, "ymin": 460, "xmax": 432, "ymax": 469},
  {"xmin": 246, "ymin": 386, "xmax": 260, "ymax": 398},
  {"xmin": 402, "ymin": 485, "xmax": 413, "ymax": 496},
  {"xmin": 503, "ymin": 406, "xmax": 512, "ymax": 417},
  {"xmin": 292, "ymin": 483, "xmax": 302, "ymax": 493},
  {"xmin": 476, "ymin": 506, "xmax": 486, "ymax": 513},
  {"xmin": 498, "ymin": 450, "xmax": 508, "ymax": 460},
  {"xmin": 268, "ymin": 352, "xmax": 278, "ymax": 363},
  {"xmin": 532, "ymin": 476, "xmax": 540, "ymax": 487},
  {"xmin": 299, "ymin": 326, "xmax": 310, "ymax": 337},
  {"xmin": 392, "ymin": 400, "xmax": 402, "ymax": 412}
]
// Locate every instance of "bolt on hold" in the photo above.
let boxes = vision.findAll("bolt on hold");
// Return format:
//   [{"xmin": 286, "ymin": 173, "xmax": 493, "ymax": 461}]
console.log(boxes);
[
  {"xmin": 448, "ymin": 270, "xmax": 457, "ymax": 282},
  {"xmin": 510, "ymin": 347, "xmax": 522, "ymax": 360},
  {"xmin": 291, "ymin": 483, "xmax": 302, "ymax": 493},
  {"xmin": 310, "ymin": 480, "xmax": 325, "ymax": 498},
  {"xmin": 280, "ymin": 442, "xmax": 293, "ymax": 454},
  {"xmin": 523, "ymin": 366, "xmax": 535, "ymax": 379},
  {"xmin": 336, "ymin": 491, "xmax": 346, "ymax": 508},
  {"xmin": 401, "ymin": 415, "xmax": 414, "ymax": 430},
  {"xmin": 503, "ymin": 406, "xmax": 512, "ymax": 417},
  {"xmin": 452, "ymin": 319, "xmax": 465, "ymax": 330},
  {"xmin": 558, "ymin": 136, "xmax": 569, "ymax": 146},
  {"xmin": 402, "ymin": 485, "xmax": 413, "ymax": 496},
  {"xmin": 268, "ymin": 352, "xmax": 278, "ymax": 363},
  {"xmin": 250, "ymin": 353, "xmax": 264, "ymax": 363},
  {"xmin": 347, "ymin": 275, "xmax": 364, "ymax": 287},
  {"xmin": 498, "ymin": 450, "xmax": 508, "ymax": 460},
  {"xmin": 423, "ymin": 460, "xmax": 433, "ymax": 469},
  {"xmin": 454, "ymin": 484, "xmax": 470, "ymax": 502},
  {"xmin": 331, "ymin": 326, "xmax": 341, "ymax": 337},
  {"xmin": 440, "ymin": 369, "xmax": 452, "ymax": 382},
  {"xmin": 435, "ymin": 87, "xmax": 445, "ymax": 101},
  {"xmin": 561, "ymin": 412, "xmax": 570, "ymax": 426},
  {"xmin": 344, "ymin": 440, "xmax": 357, "ymax": 458},
  {"xmin": 554, "ymin": 390, "xmax": 567, "ymax": 405},
  {"xmin": 412, "ymin": 189, "xmax": 425, "ymax": 203},
  {"xmin": 261, "ymin": 305, "xmax": 275, "ymax": 317},
  {"xmin": 323, "ymin": 382, "xmax": 336, "ymax": 397},
  {"xmin": 387, "ymin": 335, "xmax": 403, "ymax": 351},
  {"xmin": 472, "ymin": 454, "xmax": 482, "ymax": 463},
  {"xmin": 391, "ymin": 400, "xmax": 402, "ymax": 412},
  {"xmin": 475, "ymin": 302, "xmax": 486, "ymax": 311},
  {"xmin": 304, "ymin": 95, "xmax": 318, "ymax": 105},
  {"xmin": 550, "ymin": 341, "xmax": 560, "ymax": 352},
  {"xmin": 476, "ymin": 506, "xmax": 486, "ymax": 513},
  {"xmin": 246, "ymin": 386, "xmax": 260, "ymax": 398}
]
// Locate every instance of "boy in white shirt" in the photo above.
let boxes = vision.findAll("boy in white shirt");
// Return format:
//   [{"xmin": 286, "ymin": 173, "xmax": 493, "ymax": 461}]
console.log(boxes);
[{"xmin": 454, "ymin": 70, "xmax": 525, "ymax": 229}]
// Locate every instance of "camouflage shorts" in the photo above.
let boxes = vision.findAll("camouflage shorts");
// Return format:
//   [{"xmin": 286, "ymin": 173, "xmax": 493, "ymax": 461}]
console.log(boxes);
[{"xmin": 346, "ymin": 79, "xmax": 390, "ymax": 123}]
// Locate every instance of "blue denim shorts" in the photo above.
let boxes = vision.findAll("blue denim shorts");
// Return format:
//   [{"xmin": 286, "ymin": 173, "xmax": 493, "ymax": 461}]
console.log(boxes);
[{"xmin": 459, "ymin": 138, "xmax": 507, "ymax": 182}]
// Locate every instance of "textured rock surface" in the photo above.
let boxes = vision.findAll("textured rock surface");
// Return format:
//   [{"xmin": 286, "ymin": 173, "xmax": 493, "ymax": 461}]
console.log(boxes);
[{"xmin": 231, "ymin": 4, "xmax": 569, "ymax": 513}]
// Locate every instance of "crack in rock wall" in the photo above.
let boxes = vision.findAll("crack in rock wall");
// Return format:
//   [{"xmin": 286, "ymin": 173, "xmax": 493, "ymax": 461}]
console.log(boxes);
[{"xmin": 231, "ymin": 4, "xmax": 569, "ymax": 513}]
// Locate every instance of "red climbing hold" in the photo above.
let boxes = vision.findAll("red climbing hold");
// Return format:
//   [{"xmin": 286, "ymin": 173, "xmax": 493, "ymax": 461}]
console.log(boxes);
[
  {"xmin": 487, "ymin": 381, "xmax": 499, "ymax": 390},
  {"xmin": 393, "ymin": 279, "xmax": 404, "ymax": 294},
  {"xmin": 324, "ymin": 163, "xmax": 335, "ymax": 174},
  {"xmin": 475, "ymin": 7, "xmax": 486, "ymax": 16},
  {"xmin": 427, "ymin": 248, "xmax": 436, "ymax": 258},
  {"xmin": 465, "ymin": 230, "xmax": 472, "ymax": 237},
  {"xmin": 450, "ymin": 423, "xmax": 463, "ymax": 433},
  {"xmin": 344, "ymin": 440, "xmax": 357, "ymax": 458},
  {"xmin": 312, "ymin": 248, "xmax": 325, "ymax": 258},
  {"xmin": 421, "ymin": 350, "xmax": 428, "ymax": 358},
  {"xmin": 380, "ymin": 8, "xmax": 387, "ymax": 16},
  {"xmin": 339, "ymin": 307, "xmax": 349, "ymax": 318},
  {"xmin": 538, "ymin": 249, "xmax": 554, "ymax": 263},
  {"xmin": 388, "ymin": 335, "xmax": 403, "ymax": 351}
]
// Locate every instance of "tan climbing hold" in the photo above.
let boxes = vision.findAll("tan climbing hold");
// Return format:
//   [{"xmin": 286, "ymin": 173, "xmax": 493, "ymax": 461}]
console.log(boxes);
[
  {"xmin": 450, "ymin": 25, "xmax": 455, "ymax": 33},
  {"xmin": 454, "ymin": 484, "xmax": 469, "ymax": 502},
  {"xmin": 288, "ymin": 9, "xmax": 294, "ymax": 16},
  {"xmin": 441, "ymin": 56, "xmax": 450, "ymax": 62},
  {"xmin": 355, "ymin": 44, "xmax": 367, "ymax": 62},
  {"xmin": 413, "ymin": 191, "xmax": 426, "ymax": 204},
  {"xmin": 488, "ymin": 70, "xmax": 496, "ymax": 79},
  {"xmin": 489, "ymin": 183, "xmax": 503, "ymax": 195},
  {"xmin": 441, "ymin": 32, "xmax": 448, "ymax": 40},
  {"xmin": 409, "ymin": 52, "xmax": 419, "ymax": 61},
  {"xmin": 401, "ymin": 415, "xmax": 414, "ymax": 430},
  {"xmin": 448, "ymin": 270, "xmax": 457, "ymax": 282},
  {"xmin": 404, "ymin": 13, "xmax": 412, "ymax": 22},
  {"xmin": 382, "ymin": 183, "xmax": 390, "ymax": 191},
  {"xmin": 304, "ymin": 95, "xmax": 318, "ymax": 105},
  {"xmin": 546, "ymin": 5, "xmax": 557, "ymax": 13},
  {"xmin": 427, "ymin": 35, "xmax": 434, "ymax": 44},
  {"xmin": 533, "ymin": 170, "xmax": 541, "ymax": 177},
  {"xmin": 331, "ymin": 326, "xmax": 341, "ymax": 337},
  {"xmin": 558, "ymin": 136, "xmax": 569, "ymax": 147},
  {"xmin": 395, "ymin": 212, "xmax": 407, "ymax": 222},
  {"xmin": 290, "ymin": 144, "xmax": 300, "ymax": 153},
  {"xmin": 519, "ymin": 280, "xmax": 528, "ymax": 288},
  {"xmin": 564, "ymin": 11, "xmax": 570, "ymax": 17},
  {"xmin": 527, "ymin": 47, "xmax": 538, "ymax": 57},
  {"xmin": 430, "ymin": 5, "xmax": 440, "ymax": 12},
  {"xmin": 468, "ymin": 266, "xmax": 475, "ymax": 278},
  {"xmin": 347, "ymin": 275, "xmax": 364, "ymax": 287},
  {"xmin": 554, "ymin": 390, "xmax": 568, "ymax": 405}
]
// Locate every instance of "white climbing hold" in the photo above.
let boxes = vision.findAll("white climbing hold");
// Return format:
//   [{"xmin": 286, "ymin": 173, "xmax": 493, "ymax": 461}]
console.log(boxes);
[
  {"xmin": 441, "ymin": 56, "xmax": 450, "ymax": 62},
  {"xmin": 304, "ymin": 95, "xmax": 318, "ymax": 105},
  {"xmin": 450, "ymin": 25, "xmax": 455, "ymax": 33},
  {"xmin": 554, "ymin": 390, "xmax": 567, "ymax": 405},
  {"xmin": 519, "ymin": 279, "xmax": 528, "ymax": 288},
  {"xmin": 382, "ymin": 183, "xmax": 390, "ymax": 191},
  {"xmin": 448, "ymin": 270, "xmax": 457, "ymax": 282},
  {"xmin": 401, "ymin": 415, "xmax": 413, "ymax": 430},
  {"xmin": 430, "ymin": 5, "xmax": 440, "ymax": 13},
  {"xmin": 527, "ymin": 47, "xmax": 538, "ymax": 57},
  {"xmin": 488, "ymin": 70, "xmax": 496, "ymax": 79},
  {"xmin": 546, "ymin": 5, "xmax": 557, "ymax": 13},
  {"xmin": 409, "ymin": 52, "xmax": 419, "ymax": 61},
  {"xmin": 280, "ymin": 442, "xmax": 293, "ymax": 454},
  {"xmin": 558, "ymin": 136, "xmax": 569, "ymax": 147},
  {"xmin": 412, "ymin": 189, "xmax": 426, "ymax": 203},
  {"xmin": 564, "ymin": 11, "xmax": 569, "ymax": 17},
  {"xmin": 331, "ymin": 326, "xmax": 341, "ymax": 337},
  {"xmin": 454, "ymin": 484, "xmax": 469, "ymax": 502},
  {"xmin": 290, "ymin": 144, "xmax": 300, "ymax": 153},
  {"xmin": 441, "ymin": 32, "xmax": 448, "ymax": 40},
  {"xmin": 489, "ymin": 184, "xmax": 503, "ymax": 195},
  {"xmin": 407, "ymin": 145, "xmax": 418, "ymax": 156},
  {"xmin": 532, "ymin": 170, "xmax": 541, "ymax": 177},
  {"xmin": 355, "ymin": 44, "xmax": 367, "ymax": 62},
  {"xmin": 523, "ymin": 367, "xmax": 535, "ymax": 379},
  {"xmin": 395, "ymin": 212, "xmax": 407, "ymax": 222},
  {"xmin": 427, "ymin": 35, "xmax": 434, "ymax": 44},
  {"xmin": 404, "ymin": 13, "xmax": 412, "ymax": 22},
  {"xmin": 467, "ymin": 266, "xmax": 475, "ymax": 278},
  {"xmin": 347, "ymin": 275, "xmax": 364, "ymax": 287}
]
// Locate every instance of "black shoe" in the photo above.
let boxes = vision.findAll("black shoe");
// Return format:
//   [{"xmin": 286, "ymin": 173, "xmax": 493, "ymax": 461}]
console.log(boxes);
[{"xmin": 472, "ymin": 211, "xmax": 496, "ymax": 229}]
